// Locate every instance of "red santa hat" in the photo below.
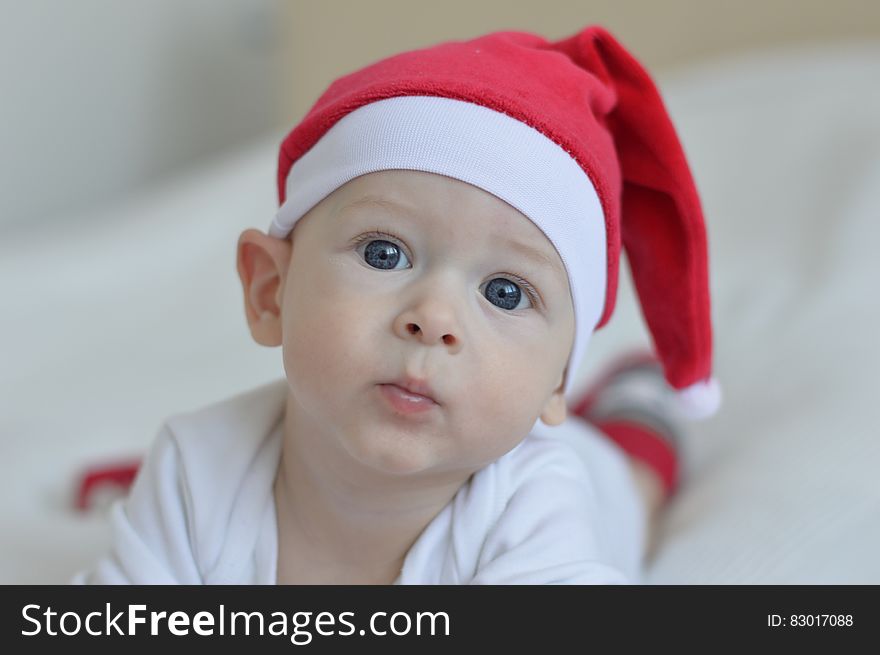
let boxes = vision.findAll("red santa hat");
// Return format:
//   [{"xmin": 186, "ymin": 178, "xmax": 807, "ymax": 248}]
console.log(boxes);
[{"xmin": 270, "ymin": 24, "xmax": 721, "ymax": 420}]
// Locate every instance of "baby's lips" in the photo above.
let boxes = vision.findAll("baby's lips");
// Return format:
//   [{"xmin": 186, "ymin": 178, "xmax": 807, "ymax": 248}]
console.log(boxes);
[{"xmin": 383, "ymin": 376, "xmax": 441, "ymax": 405}]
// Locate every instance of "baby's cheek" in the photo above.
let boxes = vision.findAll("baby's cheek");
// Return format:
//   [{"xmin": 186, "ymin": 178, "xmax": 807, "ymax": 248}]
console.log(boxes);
[
  {"xmin": 461, "ymin": 364, "xmax": 542, "ymax": 460},
  {"xmin": 281, "ymin": 283, "xmax": 376, "ymax": 397}
]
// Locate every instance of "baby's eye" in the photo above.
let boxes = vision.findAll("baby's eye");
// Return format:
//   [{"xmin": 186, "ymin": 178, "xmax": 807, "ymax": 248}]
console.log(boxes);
[
  {"xmin": 356, "ymin": 234, "xmax": 537, "ymax": 312},
  {"xmin": 361, "ymin": 238, "xmax": 410, "ymax": 270},
  {"xmin": 480, "ymin": 278, "xmax": 533, "ymax": 311}
]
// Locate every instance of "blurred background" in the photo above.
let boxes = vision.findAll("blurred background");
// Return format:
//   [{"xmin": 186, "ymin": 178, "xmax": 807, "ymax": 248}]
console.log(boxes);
[
  {"xmin": 5, "ymin": 0, "xmax": 880, "ymax": 232},
  {"xmin": 2, "ymin": 1, "xmax": 879, "ymax": 583}
]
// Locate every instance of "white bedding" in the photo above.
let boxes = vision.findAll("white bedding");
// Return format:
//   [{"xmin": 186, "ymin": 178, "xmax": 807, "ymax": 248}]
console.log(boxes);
[{"xmin": 2, "ymin": 41, "xmax": 879, "ymax": 583}]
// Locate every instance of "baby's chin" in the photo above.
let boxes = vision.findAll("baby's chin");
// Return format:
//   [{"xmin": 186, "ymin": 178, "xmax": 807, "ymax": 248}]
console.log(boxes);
[
  {"xmin": 342, "ymin": 431, "xmax": 452, "ymax": 478},
  {"xmin": 339, "ymin": 427, "xmax": 520, "ymax": 482}
]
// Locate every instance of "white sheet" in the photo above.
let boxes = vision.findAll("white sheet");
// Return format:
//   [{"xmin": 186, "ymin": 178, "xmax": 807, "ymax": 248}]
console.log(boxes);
[{"xmin": 2, "ymin": 41, "xmax": 879, "ymax": 583}]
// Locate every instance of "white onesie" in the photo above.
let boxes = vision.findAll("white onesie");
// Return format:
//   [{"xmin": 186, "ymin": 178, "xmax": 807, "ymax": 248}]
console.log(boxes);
[{"xmin": 72, "ymin": 378, "xmax": 646, "ymax": 584}]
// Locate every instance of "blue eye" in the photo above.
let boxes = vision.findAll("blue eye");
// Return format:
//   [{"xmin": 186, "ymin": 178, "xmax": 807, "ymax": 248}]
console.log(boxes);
[
  {"xmin": 354, "ymin": 231, "xmax": 538, "ymax": 311},
  {"xmin": 362, "ymin": 238, "xmax": 410, "ymax": 270},
  {"xmin": 483, "ymin": 278, "xmax": 524, "ymax": 311}
]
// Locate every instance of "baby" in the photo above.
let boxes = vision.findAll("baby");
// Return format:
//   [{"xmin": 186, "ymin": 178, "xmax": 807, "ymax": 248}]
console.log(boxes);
[{"xmin": 73, "ymin": 24, "xmax": 719, "ymax": 585}]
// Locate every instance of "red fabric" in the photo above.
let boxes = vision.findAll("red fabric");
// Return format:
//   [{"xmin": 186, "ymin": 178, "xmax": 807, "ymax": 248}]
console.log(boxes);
[
  {"xmin": 276, "ymin": 24, "xmax": 713, "ymax": 392},
  {"xmin": 593, "ymin": 419, "xmax": 679, "ymax": 496},
  {"xmin": 74, "ymin": 459, "xmax": 142, "ymax": 511},
  {"xmin": 569, "ymin": 350, "xmax": 660, "ymax": 419}
]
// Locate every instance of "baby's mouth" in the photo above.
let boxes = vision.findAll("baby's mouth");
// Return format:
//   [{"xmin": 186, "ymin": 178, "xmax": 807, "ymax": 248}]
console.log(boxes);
[
  {"xmin": 377, "ymin": 384, "xmax": 440, "ymax": 415},
  {"xmin": 382, "ymin": 376, "xmax": 441, "ymax": 405}
]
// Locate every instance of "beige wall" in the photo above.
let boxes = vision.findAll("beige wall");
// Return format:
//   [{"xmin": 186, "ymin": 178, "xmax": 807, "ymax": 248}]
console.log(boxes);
[{"xmin": 280, "ymin": 0, "xmax": 880, "ymax": 125}]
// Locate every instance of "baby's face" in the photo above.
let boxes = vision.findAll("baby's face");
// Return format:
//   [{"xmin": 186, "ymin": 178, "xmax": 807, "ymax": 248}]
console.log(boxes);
[{"xmin": 255, "ymin": 170, "xmax": 574, "ymax": 477}]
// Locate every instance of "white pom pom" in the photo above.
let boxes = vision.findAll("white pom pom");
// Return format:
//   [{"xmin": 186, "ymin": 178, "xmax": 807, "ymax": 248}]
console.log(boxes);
[{"xmin": 675, "ymin": 377, "xmax": 722, "ymax": 420}]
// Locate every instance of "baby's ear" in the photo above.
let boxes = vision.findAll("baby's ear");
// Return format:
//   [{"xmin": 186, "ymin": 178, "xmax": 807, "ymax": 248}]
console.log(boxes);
[
  {"xmin": 539, "ymin": 370, "xmax": 568, "ymax": 427},
  {"xmin": 236, "ymin": 228, "xmax": 292, "ymax": 347}
]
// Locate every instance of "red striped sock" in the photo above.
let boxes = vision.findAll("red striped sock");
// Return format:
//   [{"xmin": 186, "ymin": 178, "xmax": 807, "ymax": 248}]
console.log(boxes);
[{"xmin": 591, "ymin": 418, "xmax": 679, "ymax": 496}]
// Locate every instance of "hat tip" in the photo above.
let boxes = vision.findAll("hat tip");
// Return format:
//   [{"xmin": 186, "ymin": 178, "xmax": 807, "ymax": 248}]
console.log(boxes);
[{"xmin": 675, "ymin": 376, "xmax": 722, "ymax": 420}]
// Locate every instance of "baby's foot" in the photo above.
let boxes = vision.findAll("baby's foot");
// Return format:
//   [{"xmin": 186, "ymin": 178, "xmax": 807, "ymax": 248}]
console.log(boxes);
[
  {"xmin": 570, "ymin": 350, "xmax": 688, "ymax": 500},
  {"xmin": 73, "ymin": 459, "xmax": 142, "ymax": 511}
]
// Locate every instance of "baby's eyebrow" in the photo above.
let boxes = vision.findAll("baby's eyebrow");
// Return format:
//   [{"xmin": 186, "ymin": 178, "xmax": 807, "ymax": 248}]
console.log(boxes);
[
  {"xmin": 497, "ymin": 234, "xmax": 565, "ymax": 279},
  {"xmin": 341, "ymin": 195, "xmax": 565, "ymax": 279},
  {"xmin": 340, "ymin": 195, "xmax": 416, "ymax": 218}
]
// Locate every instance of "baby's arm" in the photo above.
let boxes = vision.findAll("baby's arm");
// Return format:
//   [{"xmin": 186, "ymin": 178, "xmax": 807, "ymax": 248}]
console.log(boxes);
[{"xmin": 71, "ymin": 425, "xmax": 202, "ymax": 584}]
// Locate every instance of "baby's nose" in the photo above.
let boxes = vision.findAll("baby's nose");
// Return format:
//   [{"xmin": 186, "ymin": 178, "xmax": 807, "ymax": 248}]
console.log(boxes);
[
  {"xmin": 405, "ymin": 321, "xmax": 458, "ymax": 348},
  {"xmin": 393, "ymin": 300, "xmax": 463, "ymax": 353}
]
